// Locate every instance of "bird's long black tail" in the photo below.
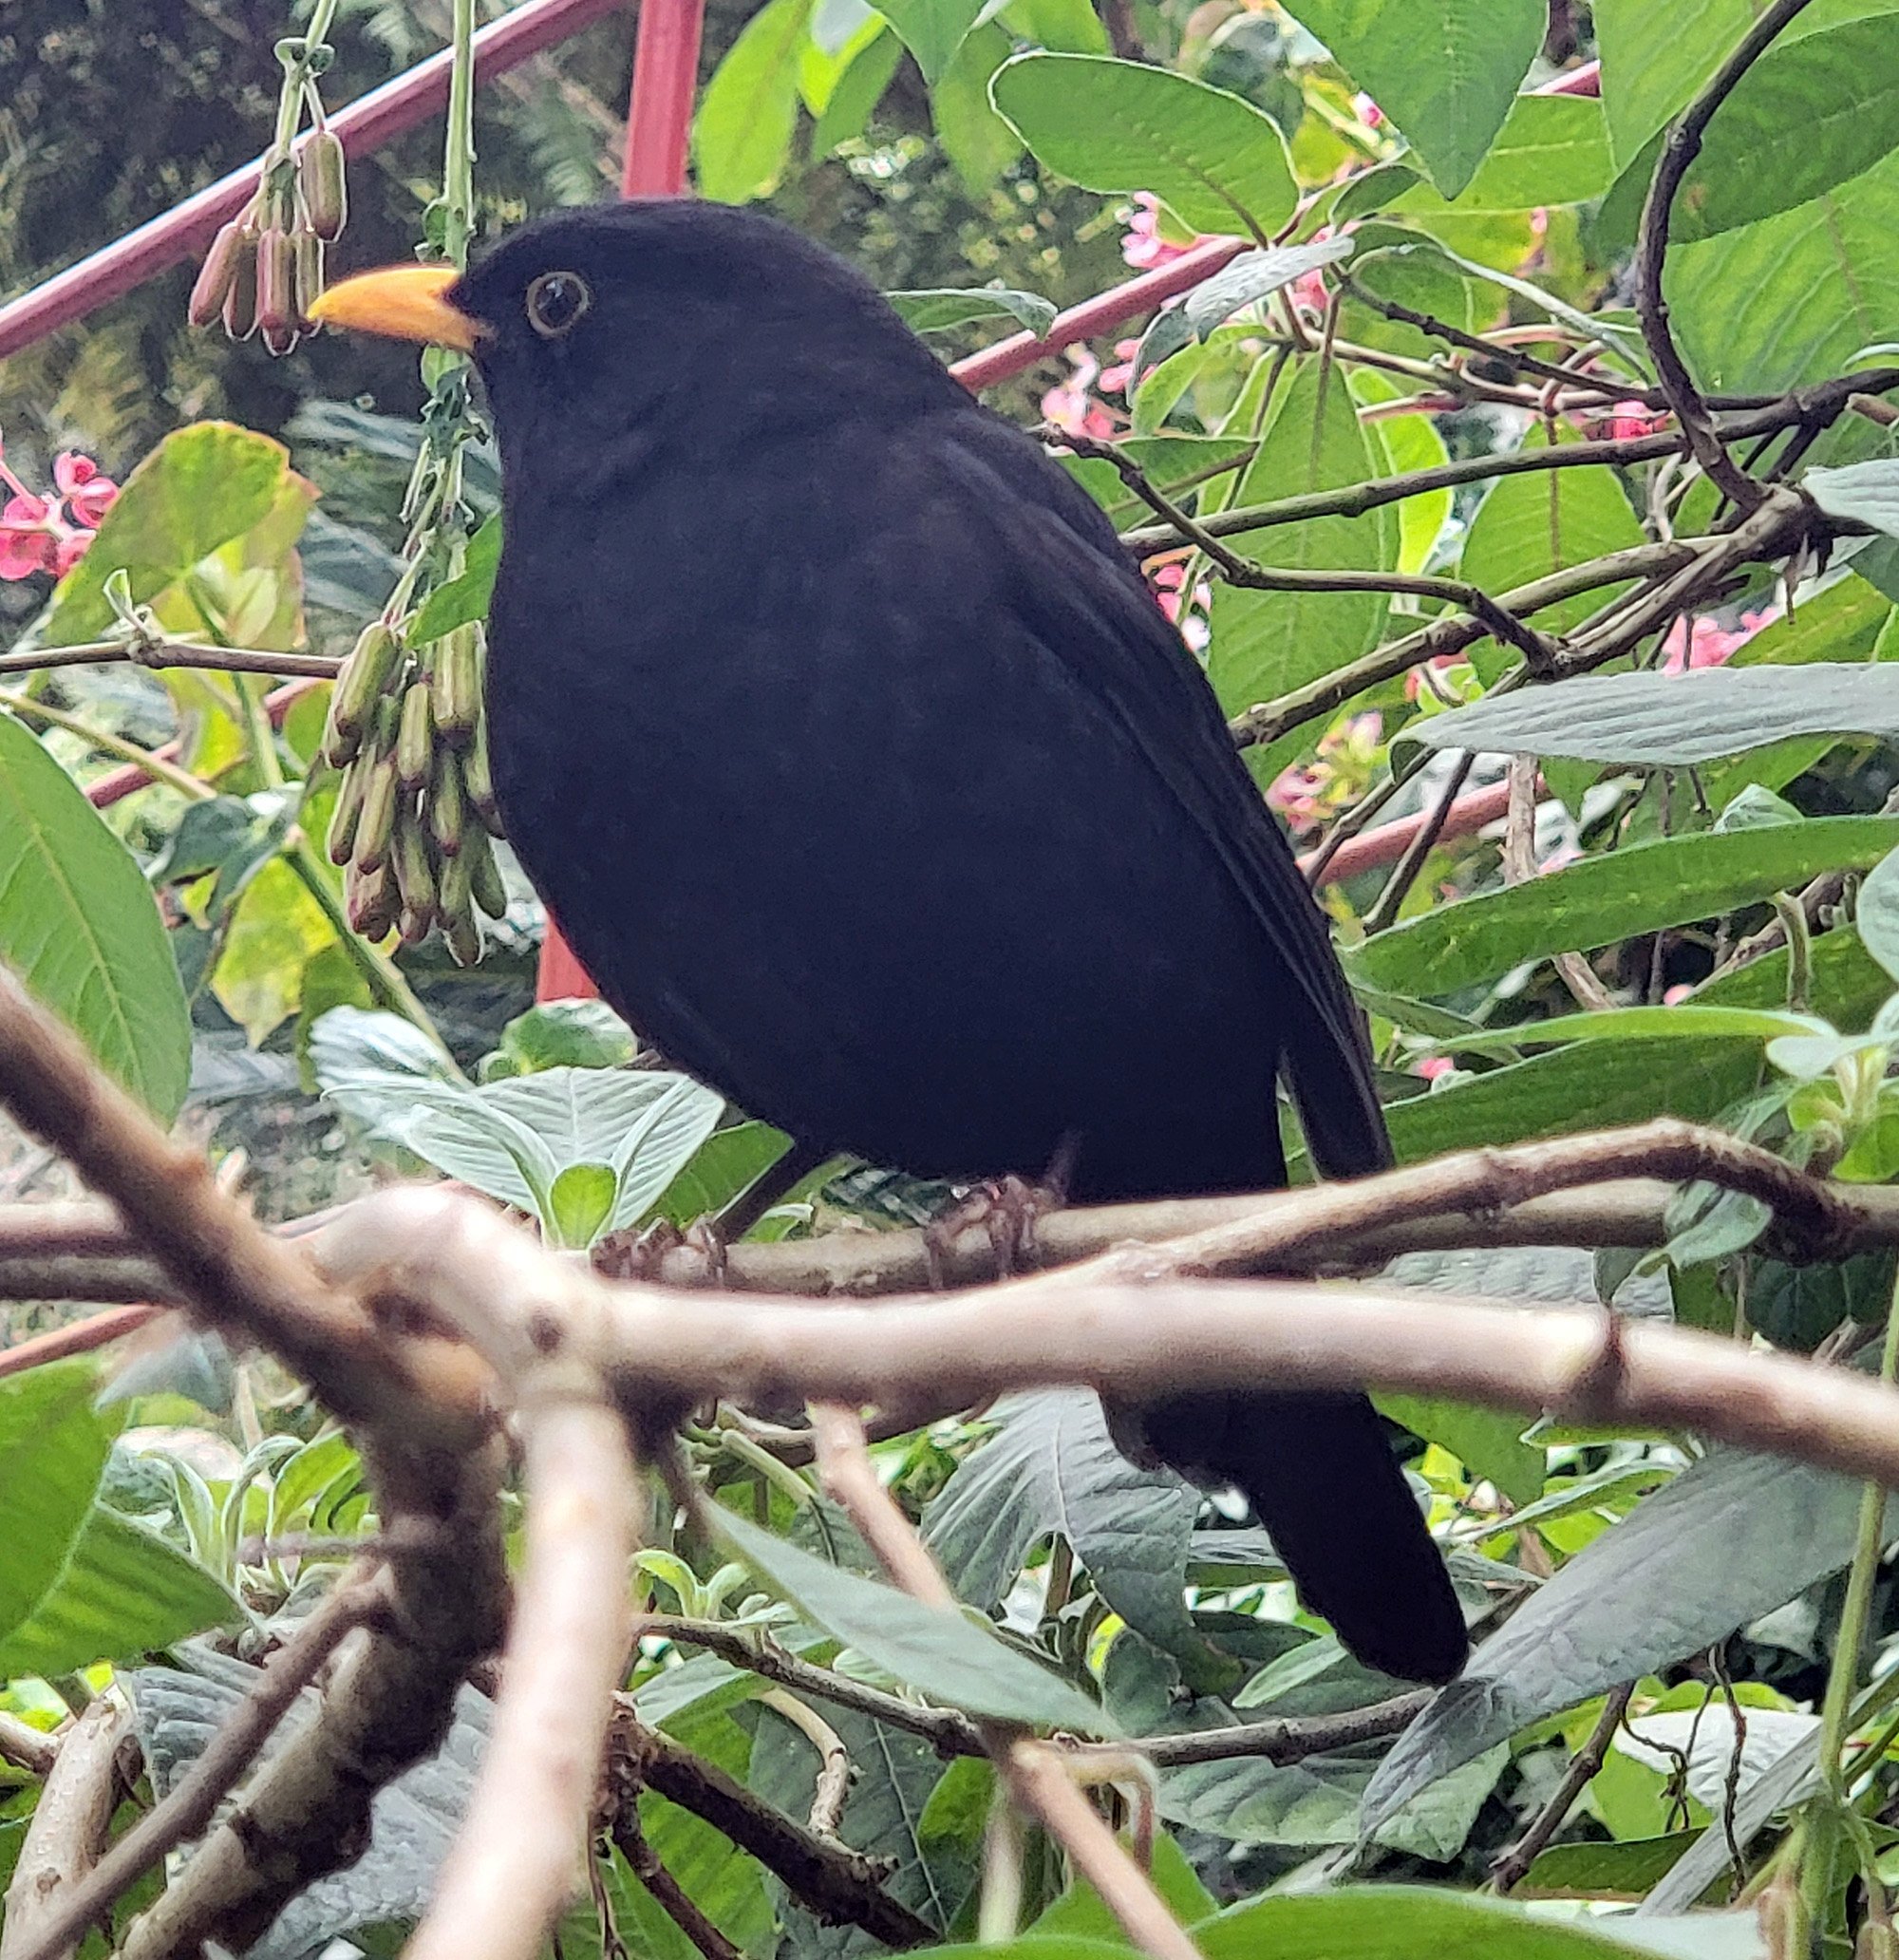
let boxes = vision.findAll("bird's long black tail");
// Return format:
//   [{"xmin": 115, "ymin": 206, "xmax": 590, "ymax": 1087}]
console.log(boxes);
[{"xmin": 1140, "ymin": 1388, "xmax": 1468, "ymax": 1685}]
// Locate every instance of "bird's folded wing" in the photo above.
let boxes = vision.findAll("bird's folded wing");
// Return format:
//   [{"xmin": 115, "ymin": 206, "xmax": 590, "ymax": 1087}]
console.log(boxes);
[{"xmin": 929, "ymin": 411, "xmax": 1392, "ymax": 1181}]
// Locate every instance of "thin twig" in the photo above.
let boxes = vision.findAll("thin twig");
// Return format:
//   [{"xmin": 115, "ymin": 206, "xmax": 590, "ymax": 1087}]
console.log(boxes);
[
  {"xmin": 0, "ymin": 641, "xmax": 342, "ymax": 680},
  {"xmin": 611, "ymin": 1809, "xmax": 743, "ymax": 1960},
  {"xmin": 1634, "ymin": 0, "xmax": 1816, "ymax": 511},
  {"xmin": 806, "ymin": 1403, "xmax": 1199, "ymax": 1960},
  {"xmin": 1363, "ymin": 752, "xmax": 1476, "ymax": 933},
  {"xmin": 0, "ymin": 1711, "xmax": 60, "ymax": 1778},
  {"xmin": 1489, "ymin": 1682, "xmax": 1634, "ymax": 1893},
  {"xmin": 759, "ymin": 1690, "xmax": 853, "ymax": 1838}
]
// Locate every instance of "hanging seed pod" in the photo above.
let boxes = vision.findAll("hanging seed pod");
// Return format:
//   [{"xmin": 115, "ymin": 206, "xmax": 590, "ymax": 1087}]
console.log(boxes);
[
  {"xmin": 326, "ymin": 753, "xmax": 371, "ymax": 867},
  {"xmin": 467, "ymin": 830, "xmax": 509, "ymax": 920},
  {"xmin": 323, "ymin": 621, "xmax": 401, "ymax": 765},
  {"xmin": 395, "ymin": 680, "xmax": 435, "ymax": 791},
  {"xmin": 443, "ymin": 910, "xmax": 482, "ymax": 968},
  {"xmin": 297, "ymin": 127, "xmax": 348, "ymax": 241},
  {"xmin": 429, "ymin": 748, "xmax": 468, "ymax": 858},
  {"xmin": 189, "ymin": 217, "xmax": 254, "ymax": 329},
  {"xmin": 222, "ymin": 230, "xmax": 260, "ymax": 340},
  {"xmin": 439, "ymin": 837, "xmax": 474, "ymax": 923},
  {"xmin": 461, "ymin": 710, "xmax": 503, "ymax": 834},
  {"xmin": 393, "ymin": 813, "xmax": 439, "ymax": 942},
  {"xmin": 255, "ymin": 226, "xmax": 298, "ymax": 353},
  {"xmin": 429, "ymin": 623, "xmax": 482, "ymax": 744},
  {"xmin": 292, "ymin": 230, "xmax": 326, "ymax": 331},
  {"xmin": 348, "ymin": 860, "xmax": 398, "ymax": 941},
  {"xmin": 351, "ymin": 755, "xmax": 401, "ymax": 877}
]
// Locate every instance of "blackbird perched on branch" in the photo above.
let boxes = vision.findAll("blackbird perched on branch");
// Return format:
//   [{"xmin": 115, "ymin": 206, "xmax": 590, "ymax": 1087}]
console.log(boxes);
[{"xmin": 313, "ymin": 201, "xmax": 1467, "ymax": 1685}]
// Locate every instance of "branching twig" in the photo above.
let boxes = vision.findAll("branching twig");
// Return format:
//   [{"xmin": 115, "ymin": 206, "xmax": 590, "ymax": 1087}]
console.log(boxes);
[
  {"xmin": 1, "ymin": 1693, "xmax": 136, "ymax": 1960},
  {"xmin": 1489, "ymin": 1682, "xmax": 1634, "ymax": 1893},
  {"xmin": 1634, "ymin": 0, "xmax": 1816, "ymax": 511},
  {"xmin": 611, "ymin": 1808, "xmax": 743, "ymax": 1960},
  {"xmin": 807, "ymin": 1403, "xmax": 1199, "ymax": 1960},
  {"xmin": 7, "ymin": 1571, "xmax": 385, "ymax": 1960}
]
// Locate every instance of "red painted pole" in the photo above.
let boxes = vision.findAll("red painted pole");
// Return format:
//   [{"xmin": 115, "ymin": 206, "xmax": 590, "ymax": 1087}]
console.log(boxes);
[
  {"xmin": 0, "ymin": 0, "xmax": 630, "ymax": 365},
  {"xmin": 537, "ymin": 0, "xmax": 708, "ymax": 1003}
]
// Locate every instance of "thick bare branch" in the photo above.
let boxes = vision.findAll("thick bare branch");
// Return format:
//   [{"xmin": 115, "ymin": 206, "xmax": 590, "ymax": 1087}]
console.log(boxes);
[{"xmin": 1, "ymin": 1694, "xmax": 136, "ymax": 1960}]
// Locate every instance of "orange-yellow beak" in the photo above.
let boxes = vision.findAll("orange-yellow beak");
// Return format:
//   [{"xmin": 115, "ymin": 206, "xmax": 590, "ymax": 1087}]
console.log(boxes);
[{"xmin": 309, "ymin": 263, "xmax": 483, "ymax": 351}]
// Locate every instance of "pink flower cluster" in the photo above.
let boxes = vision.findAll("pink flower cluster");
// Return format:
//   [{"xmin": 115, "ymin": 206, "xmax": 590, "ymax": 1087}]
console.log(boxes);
[
  {"xmin": 0, "ymin": 441, "xmax": 118, "ymax": 581},
  {"xmin": 1268, "ymin": 711, "xmax": 1384, "ymax": 835}
]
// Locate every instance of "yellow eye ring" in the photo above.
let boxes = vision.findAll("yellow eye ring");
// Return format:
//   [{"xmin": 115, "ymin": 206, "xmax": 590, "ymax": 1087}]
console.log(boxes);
[{"xmin": 525, "ymin": 270, "xmax": 592, "ymax": 339}]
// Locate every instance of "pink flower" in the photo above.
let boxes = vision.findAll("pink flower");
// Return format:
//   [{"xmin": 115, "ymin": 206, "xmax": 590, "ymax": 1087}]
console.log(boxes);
[
  {"xmin": 1099, "ymin": 337, "xmax": 1143, "ymax": 396},
  {"xmin": 1267, "ymin": 711, "xmax": 1384, "ymax": 836},
  {"xmin": 54, "ymin": 452, "xmax": 117, "ymax": 529},
  {"xmin": 1663, "ymin": 983, "xmax": 1694, "ymax": 1006},
  {"xmin": 1153, "ymin": 560, "xmax": 1211, "ymax": 650},
  {"xmin": 1122, "ymin": 193, "xmax": 1208, "ymax": 272},
  {"xmin": 1413, "ymin": 1054, "xmax": 1454, "ymax": 1081},
  {"xmin": 1659, "ymin": 606, "xmax": 1777, "ymax": 672},
  {"xmin": 1352, "ymin": 92, "xmax": 1384, "ymax": 130},
  {"xmin": 1040, "ymin": 348, "xmax": 1119, "ymax": 438},
  {"xmin": 1603, "ymin": 400, "xmax": 1666, "ymax": 443},
  {"xmin": 0, "ymin": 436, "xmax": 117, "ymax": 583}
]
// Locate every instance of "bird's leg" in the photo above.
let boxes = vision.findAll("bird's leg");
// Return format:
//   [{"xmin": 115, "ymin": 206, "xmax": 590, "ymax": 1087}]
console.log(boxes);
[
  {"xmin": 591, "ymin": 1215, "xmax": 727, "ymax": 1286},
  {"xmin": 923, "ymin": 1138, "xmax": 1076, "ymax": 1288}
]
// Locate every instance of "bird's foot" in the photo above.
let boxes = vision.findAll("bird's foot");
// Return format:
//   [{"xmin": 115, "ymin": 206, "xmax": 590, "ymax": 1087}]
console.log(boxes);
[
  {"xmin": 923, "ymin": 1155, "xmax": 1070, "ymax": 1289},
  {"xmin": 592, "ymin": 1215, "xmax": 727, "ymax": 1286}
]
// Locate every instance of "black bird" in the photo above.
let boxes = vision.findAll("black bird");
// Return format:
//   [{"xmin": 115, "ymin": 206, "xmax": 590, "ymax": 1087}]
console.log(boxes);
[{"xmin": 313, "ymin": 201, "xmax": 1467, "ymax": 1685}]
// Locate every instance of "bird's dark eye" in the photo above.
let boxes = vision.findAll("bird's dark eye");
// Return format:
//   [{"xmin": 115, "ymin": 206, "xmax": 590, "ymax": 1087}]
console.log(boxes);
[{"xmin": 525, "ymin": 271, "xmax": 592, "ymax": 339}]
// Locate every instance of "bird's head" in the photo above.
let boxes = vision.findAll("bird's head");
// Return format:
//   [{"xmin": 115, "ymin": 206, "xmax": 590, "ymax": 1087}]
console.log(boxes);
[{"xmin": 310, "ymin": 200, "xmax": 953, "ymax": 448}]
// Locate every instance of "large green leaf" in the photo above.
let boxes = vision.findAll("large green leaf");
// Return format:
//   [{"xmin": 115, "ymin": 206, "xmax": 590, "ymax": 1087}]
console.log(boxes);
[
  {"xmin": 1675, "ymin": 14, "xmax": 1899, "ymax": 239},
  {"xmin": 0, "ymin": 1507, "xmax": 238, "ymax": 1678},
  {"xmin": 692, "ymin": 0, "xmax": 814, "ymax": 202},
  {"xmin": 1596, "ymin": 0, "xmax": 1899, "ymax": 168},
  {"xmin": 921, "ymin": 1390, "xmax": 1203, "ymax": 1658},
  {"xmin": 1196, "ymin": 1886, "xmax": 1762, "ymax": 1958},
  {"xmin": 43, "ymin": 422, "xmax": 294, "ymax": 646},
  {"xmin": 1206, "ymin": 360, "xmax": 1396, "ymax": 718},
  {"xmin": 1457, "ymin": 438, "xmax": 1645, "ymax": 638},
  {"xmin": 0, "ymin": 711, "xmax": 191, "ymax": 1119},
  {"xmin": 1360, "ymin": 1446, "xmax": 1893, "ymax": 1843},
  {"xmin": 1401, "ymin": 661, "xmax": 1899, "ymax": 767},
  {"xmin": 989, "ymin": 54, "xmax": 1297, "ymax": 236},
  {"xmin": 1284, "ymin": 0, "xmax": 1545, "ymax": 198},
  {"xmin": 931, "ymin": 23, "xmax": 1024, "ymax": 190},
  {"xmin": 869, "ymin": 0, "xmax": 984, "ymax": 82},
  {"xmin": 1377, "ymin": 1039, "xmax": 1764, "ymax": 1163},
  {"xmin": 1390, "ymin": 94, "xmax": 1614, "ymax": 215},
  {"xmin": 885, "ymin": 286, "xmax": 1057, "ymax": 337},
  {"xmin": 713, "ymin": 1504, "xmax": 1108, "ymax": 1732},
  {"xmin": 1668, "ymin": 146, "xmax": 1899, "ymax": 393},
  {"xmin": 1353, "ymin": 817, "xmax": 1899, "ymax": 997},
  {"xmin": 0, "ymin": 1359, "xmax": 120, "ymax": 1665}
]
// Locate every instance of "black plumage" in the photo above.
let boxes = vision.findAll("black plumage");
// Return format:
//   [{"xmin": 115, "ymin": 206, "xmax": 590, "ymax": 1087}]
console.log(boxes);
[{"xmin": 368, "ymin": 201, "xmax": 1466, "ymax": 1683}]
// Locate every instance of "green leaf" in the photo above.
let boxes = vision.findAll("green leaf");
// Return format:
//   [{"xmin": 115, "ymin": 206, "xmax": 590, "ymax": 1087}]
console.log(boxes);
[
  {"xmin": 1378, "ymin": 1039, "xmax": 1764, "ymax": 1163},
  {"xmin": 1695, "ymin": 922, "xmax": 1892, "ymax": 1027},
  {"xmin": 810, "ymin": 27, "xmax": 901, "ymax": 155},
  {"xmin": 692, "ymin": 0, "xmax": 815, "ymax": 202},
  {"xmin": 1354, "ymin": 373, "xmax": 1449, "ymax": 575},
  {"xmin": 711, "ymin": 1503, "xmax": 1109, "ymax": 1731},
  {"xmin": 409, "ymin": 514, "xmax": 501, "ymax": 642},
  {"xmin": 1433, "ymin": 1005, "xmax": 1832, "ymax": 1052},
  {"xmin": 1808, "ymin": 458, "xmax": 1899, "ymax": 537},
  {"xmin": 1353, "ymin": 817, "xmax": 1899, "ymax": 998},
  {"xmin": 886, "ymin": 286, "xmax": 1057, "ymax": 337},
  {"xmin": 1361, "ymin": 1446, "xmax": 1896, "ymax": 1842},
  {"xmin": 0, "ymin": 1508, "xmax": 239, "ymax": 1678},
  {"xmin": 1194, "ymin": 1885, "xmax": 1758, "ymax": 1957},
  {"xmin": 1206, "ymin": 359, "xmax": 1396, "ymax": 718},
  {"xmin": 1182, "ymin": 238, "xmax": 1355, "ymax": 340},
  {"xmin": 1400, "ymin": 660, "xmax": 1899, "ymax": 768},
  {"xmin": 1457, "ymin": 435, "xmax": 1645, "ymax": 638},
  {"xmin": 1391, "ymin": 93, "xmax": 1613, "ymax": 214},
  {"xmin": 1596, "ymin": 0, "xmax": 1899, "ymax": 168},
  {"xmin": 1283, "ymin": 0, "xmax": 1545, "ymax": 198},
  {"xmin": 1517, "ymin": 1832, "xmax": 1701, "ymax": 1901},
  {"xmin": 922, "ymin": 1390, "xmax": 1206, "ymax": 1663},
  {"xmin": 43, "ymin": 422, "xmax": 293, "ymax": 646},
  {"xmin": 990, "ymin": 53, "xmax": 1297, "ymax": 236},
  {"xmin": 1674, "ymin": 15, "xmax": 1899, "ymax": 239},
  {"xmin": 0, "ymin": 1359, "xmax": 119, "ymax": 1663},
  {"xmin": 1860, "ymin": 844, "xmax": 1899, "ymax": 980},
  {"xmin": 0, "ymin": 712, "xmax": 191, "ymax": 1120},
  {"xmin": 478, "ymin": 1000, "xmax": 637, "ymax": 1081},
  {"xmin": 212, "ymin": 854, "xmax": 337, "ymax": 1046},
  {"xmin": 1668, "ymin": 146, "xmax": 1899, "ymax": 393},
  {"xmin": 931, "ymin": 23, "xmax": 1024, "ymax": 190},
  {"xmin": 869, "ymin": 0, "xmax": 984, "ymax": 81},
  {"xmin": 1030, "ymin": 1834, "xmax": 1214, "ymax": 1939},
  {"xmin": 649, "ymin": 1121, "xmax": 793, "ymax": 1226},
  {"xmin": 1374, "ymin": 1395, "xmax": 1540, "ymax": 1503},
  {"xmin": 327, "ymin": 1065, "xmax": 724, "ymax": 1242},
  {"xmin": 547, "ymin": 1162, "xmax": 618, "ymax": 1252}
]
